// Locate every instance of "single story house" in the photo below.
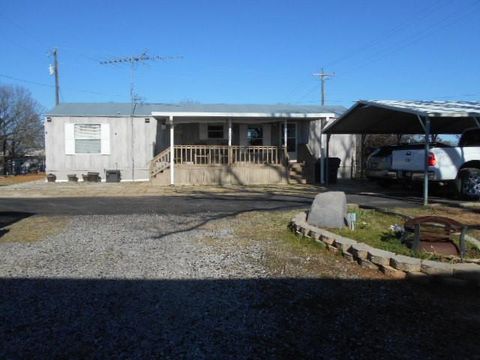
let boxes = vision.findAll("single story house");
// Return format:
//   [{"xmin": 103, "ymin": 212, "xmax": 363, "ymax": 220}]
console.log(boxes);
[{"xmin": 45, "ymin": 103, "xmax": 355, "ymax": 185}]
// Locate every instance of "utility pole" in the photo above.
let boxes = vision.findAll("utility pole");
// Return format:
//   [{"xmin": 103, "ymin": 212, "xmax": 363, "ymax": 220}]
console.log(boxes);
[
  {"xmin": 100, "ymin": 51, "xmax": 182, "ymax": 181},
  {"xmin": 313, "ymin": 68, "xmax": 335, "ymax": 106},
  {"xmin": 49, "ymin": 48, "xmax": 60, "ymax": 105}
]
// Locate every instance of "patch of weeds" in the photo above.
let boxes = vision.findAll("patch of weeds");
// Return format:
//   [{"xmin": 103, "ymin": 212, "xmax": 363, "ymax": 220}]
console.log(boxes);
[
  {"xmin": 331, "ymin": 208, "xmax": 480, "ymax": 260},
  {"xmin": 0, "ymin": 216, "xmax": 71, "ymax": 243}
]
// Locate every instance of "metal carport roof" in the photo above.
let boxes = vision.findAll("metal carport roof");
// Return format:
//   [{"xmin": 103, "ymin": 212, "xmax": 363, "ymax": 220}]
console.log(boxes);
[
  {"xmin": 323, "ymin": 100, "xmax": 480, "ymax": 206},
  {"xmin": 324, "ymin": 100, "xmax": 480, "ymax": 134}
]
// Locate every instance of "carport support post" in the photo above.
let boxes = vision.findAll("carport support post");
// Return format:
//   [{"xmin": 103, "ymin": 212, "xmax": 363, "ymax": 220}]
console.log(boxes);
[
  {"xmin": 169, "ymin": 116, "xmax": 175, "ymax": 185},
  {"xmin": 284, "ymin": 118, "xmax": 289, "ymax": 181},
  {"xmin": 421, "ymin": 115, "xmax": 431, "ymax": 206}
]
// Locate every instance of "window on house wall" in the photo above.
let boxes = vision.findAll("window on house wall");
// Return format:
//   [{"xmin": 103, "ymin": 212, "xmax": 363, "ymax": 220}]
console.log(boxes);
[
  {"xmin": 74, "ymin": 124, "xmax": 101, "ymax": 153},
  {"xmin": 248, "ymin": 126, "xmax": 263, "ymax": 146},
  {"xmin": 207, "ymin": 125, "xmax": 224, "ymax": 139}
]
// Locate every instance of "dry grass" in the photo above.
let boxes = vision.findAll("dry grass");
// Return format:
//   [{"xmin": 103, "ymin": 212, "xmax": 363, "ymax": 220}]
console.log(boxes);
[
  {"xmin": 0, "ymin": 173, "xmax": 45, "ymax": 186},
  {"xmin": 0, "ymin": 215, "xmax": 70, "ymax": 243},
  {"xmin": 219, "ymin": 209, "xmax": 385, "ymax": 279}
]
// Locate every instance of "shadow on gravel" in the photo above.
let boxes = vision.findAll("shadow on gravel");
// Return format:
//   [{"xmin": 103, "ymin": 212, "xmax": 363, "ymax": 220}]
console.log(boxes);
[
  {"xmin": 0, "ymin": 212, "xmax": 34, "ymax": 239},
  {"xmin": 1, "ymin": 277, "xmax": 478, "ymax": 359}
]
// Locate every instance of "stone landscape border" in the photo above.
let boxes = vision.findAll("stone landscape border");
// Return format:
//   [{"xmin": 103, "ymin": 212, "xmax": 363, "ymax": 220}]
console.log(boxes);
[{"xmin": 290, "ymin": 211, "xmax": 480, "ymax": 287}]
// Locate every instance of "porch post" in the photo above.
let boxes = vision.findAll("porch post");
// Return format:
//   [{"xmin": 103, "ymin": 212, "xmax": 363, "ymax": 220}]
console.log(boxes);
[
  {"xmin": 169, "ymin": 116, "xmax": 175, "ymax": 185},
  {"xmin": 228, "ymin": 118, "xmax": 232, "ymax": 164},
  {"xmin": 228, "ymin": 118, "xmax": 232, "ymax": 146},
  {"xmin": 284, "ymin": 118, "xmax": 288, "ymax": 161},
  {"xmin": 325, "ymin": 134, "xmax": 331, "ymax": 185}
]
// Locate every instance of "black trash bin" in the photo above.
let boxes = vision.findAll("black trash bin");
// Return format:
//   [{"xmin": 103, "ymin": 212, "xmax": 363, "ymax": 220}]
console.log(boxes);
[
  {"xmin": 327, "ymin": 157, "xmax": 341, "ymax": 184},
  {"xmin": 86, "ymin": 172, "xmax": 100, "ymax": 182},
  {"xmin": 106, "ymin": 170, "xmax": 121, "ymax": 183}
]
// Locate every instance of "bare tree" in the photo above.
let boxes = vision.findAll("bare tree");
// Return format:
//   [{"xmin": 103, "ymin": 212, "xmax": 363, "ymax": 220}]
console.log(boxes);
[{"xmin": 0, "ymin": 85, "xmax": 44, "ymax": 174}]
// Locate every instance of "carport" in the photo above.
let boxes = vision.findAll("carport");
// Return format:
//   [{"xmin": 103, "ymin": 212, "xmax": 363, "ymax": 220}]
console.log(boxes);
[{"xmin": 323, "ymin": 100, "xmax": 480, "ymax": 205}]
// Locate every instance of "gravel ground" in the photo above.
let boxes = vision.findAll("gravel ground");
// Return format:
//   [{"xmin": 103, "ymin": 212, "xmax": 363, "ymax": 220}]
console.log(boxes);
[{"xmin": 0, "ymin": 212, "xmax": 479, "ymax": 359}]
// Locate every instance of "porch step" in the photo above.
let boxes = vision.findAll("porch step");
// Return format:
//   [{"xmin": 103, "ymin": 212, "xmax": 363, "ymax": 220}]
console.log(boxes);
[{"xmin": 289, "ymin": 162, "xmax": 308, "ymax": 184}]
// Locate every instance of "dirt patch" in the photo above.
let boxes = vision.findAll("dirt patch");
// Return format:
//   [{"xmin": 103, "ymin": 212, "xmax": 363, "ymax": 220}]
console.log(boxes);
[{"xmin": 0, "ymin": 215, "xmax": 70, "ymax": 243}]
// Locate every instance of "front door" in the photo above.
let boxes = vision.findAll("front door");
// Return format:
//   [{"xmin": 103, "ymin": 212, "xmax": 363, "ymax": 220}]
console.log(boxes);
[{"xmin": 281, "ymin": 123, "xmax": 297, "ymax": 161}]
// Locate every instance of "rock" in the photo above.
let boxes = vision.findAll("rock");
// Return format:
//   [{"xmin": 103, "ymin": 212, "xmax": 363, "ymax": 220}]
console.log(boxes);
[
  {"xmin": 452, "ymin": 263, "xmax": 480, "ymax": 283},
  {"xmin": 379, "ymin": 265, "xmax": 406, "ymax": 279},
  {"xmin": 349, "ymin": 243, "xmax": 371, "ymax": 259},
  {"xmin": 367, "ymin": 248, "xmax": 395, "ymax": 266},
  {"xmin": 333, "ymin": 237, "xmax": 357, "ymax": 252},
  {"xmin": 307, "ymin": 191, "xmax": 347, "ymax": 228},
  {"xmin": 390, "ymin": 255, "xmax": 421, "ymax": 272},
  {"xmin": 420, "ymin": 260, "xmax": 453, "ymax": 276}
]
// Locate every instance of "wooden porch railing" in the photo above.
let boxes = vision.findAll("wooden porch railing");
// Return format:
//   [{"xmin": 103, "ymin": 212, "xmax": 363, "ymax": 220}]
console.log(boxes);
[{"xmin": 150, "ymin": 145, "xmax": 282, "ymax": 177}]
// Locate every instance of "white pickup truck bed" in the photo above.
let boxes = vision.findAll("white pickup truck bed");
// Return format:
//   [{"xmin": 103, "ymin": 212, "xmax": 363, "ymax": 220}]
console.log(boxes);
[
  {"xmin": 392, "ymin": 146, "xmax": 480, "ymax": 181},
  {"xmin": 390, "ymin": 129, "xmax": 480, "ymax": 199}
]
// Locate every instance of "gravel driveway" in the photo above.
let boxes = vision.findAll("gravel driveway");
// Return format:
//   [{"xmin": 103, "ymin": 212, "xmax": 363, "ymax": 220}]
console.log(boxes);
[{"xmin": 1, "ymin": 211, "xmax": 479, "ymax": 359}]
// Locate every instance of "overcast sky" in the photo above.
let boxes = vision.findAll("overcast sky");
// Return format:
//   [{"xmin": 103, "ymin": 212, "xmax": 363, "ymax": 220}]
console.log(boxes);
[{"xmin": 1, "ymin": 0, "xmax": 479, "ymax": 110}]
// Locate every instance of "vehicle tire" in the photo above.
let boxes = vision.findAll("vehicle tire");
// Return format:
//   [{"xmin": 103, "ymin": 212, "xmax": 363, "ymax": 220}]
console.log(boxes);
[{"xmin": 457, "ymin": 167, "xmax": 480, "ymax": 200}]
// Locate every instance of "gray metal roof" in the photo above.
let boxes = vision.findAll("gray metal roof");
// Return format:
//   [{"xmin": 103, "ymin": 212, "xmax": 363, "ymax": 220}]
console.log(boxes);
[
  {"xmin": 325, "ymin": 100, "xmax": 480, "ymax": 135},
  {"xmin": 366, "ymin": 100, "xmax": 480, "ymax": 117},
  {"xmin": 47, "ymin": 102, "xmax": 346, "ymax": 117}
]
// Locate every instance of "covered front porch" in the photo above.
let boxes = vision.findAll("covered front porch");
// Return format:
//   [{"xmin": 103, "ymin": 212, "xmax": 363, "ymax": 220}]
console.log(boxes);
[{"xmin": 149, "ymin": 108, "xmax": 335, "ymax": 185}]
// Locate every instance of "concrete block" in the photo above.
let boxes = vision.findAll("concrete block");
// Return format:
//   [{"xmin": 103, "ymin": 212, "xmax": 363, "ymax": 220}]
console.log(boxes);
[
  {"xmin": 342, "ymin": 252, "xmax": 355, "ymax": 262},
  {"xmin": 420, "ymin": 260, "xmax": 454, "ymax": 276},
  {"xmin": 333, "ymin": 237, "xmax": 357, "ymax": 252},
  {"xmin": 379, "ymin": 265, "xmax": 406, "ymax": 279},
  {"xmin": 327, "ymin": 244, "xmax": 339, "ymax": 254},
  {"xmin": 307, "ymin": 192, "xmax": 347, "ymax": 228},
  {"xmin": 321, "ymin": 234, "xmax": 336, "ymax": 246},
  {"xmin": 367, "ymin": 248, "xmax": 395, "ymax": 266},
  {"xmin": 390, "ymin": 255, "xmax": 422, "ymax": 272},
  {"xmin": 358, "ymin": 258, "xmax": 379, "ymax": 270},
  {"xmin": 349, "ymin": 243, "xmax": 371, "ymax": 260}
]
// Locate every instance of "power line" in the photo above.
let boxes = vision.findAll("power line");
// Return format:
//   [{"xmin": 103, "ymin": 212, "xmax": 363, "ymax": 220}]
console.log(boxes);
[
  {"xmin": 0, "ymin": 73, "xmax": 122, "ymax": 98},
  {"xmin": 323, "ymin": 0, "xmax": 450, "ymax": 69}
]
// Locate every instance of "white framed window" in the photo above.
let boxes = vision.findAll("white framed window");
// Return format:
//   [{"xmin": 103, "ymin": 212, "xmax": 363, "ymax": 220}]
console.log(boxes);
[
  {"xmin": 65, "ymin": 123, "xmax": 110, "ymax": 155},
  {"xmin": 75, "ymin": 124, "xmax": 101, "ymax": 153}
]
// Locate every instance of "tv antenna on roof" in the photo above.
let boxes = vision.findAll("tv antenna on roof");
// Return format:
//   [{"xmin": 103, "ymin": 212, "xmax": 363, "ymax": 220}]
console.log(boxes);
[
  {"xmin": 99, "ymin": 50, "xmax": 182, "ymax": 107},
  {"xmin": 99, "ymin": 50, "xmax": 182, "ymax": 181}
]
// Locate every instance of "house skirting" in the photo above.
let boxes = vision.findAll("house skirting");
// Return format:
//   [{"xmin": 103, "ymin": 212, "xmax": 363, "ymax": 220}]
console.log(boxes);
[{"xmin": 152, "ymin": 164, "xmax": 288, "ymax": 186}]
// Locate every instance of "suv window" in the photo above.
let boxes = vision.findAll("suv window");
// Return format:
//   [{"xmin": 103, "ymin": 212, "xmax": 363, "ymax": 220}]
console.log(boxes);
[{"xmin": 459, "ymin": 129, "xmax": 480, "ymax": 147}]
